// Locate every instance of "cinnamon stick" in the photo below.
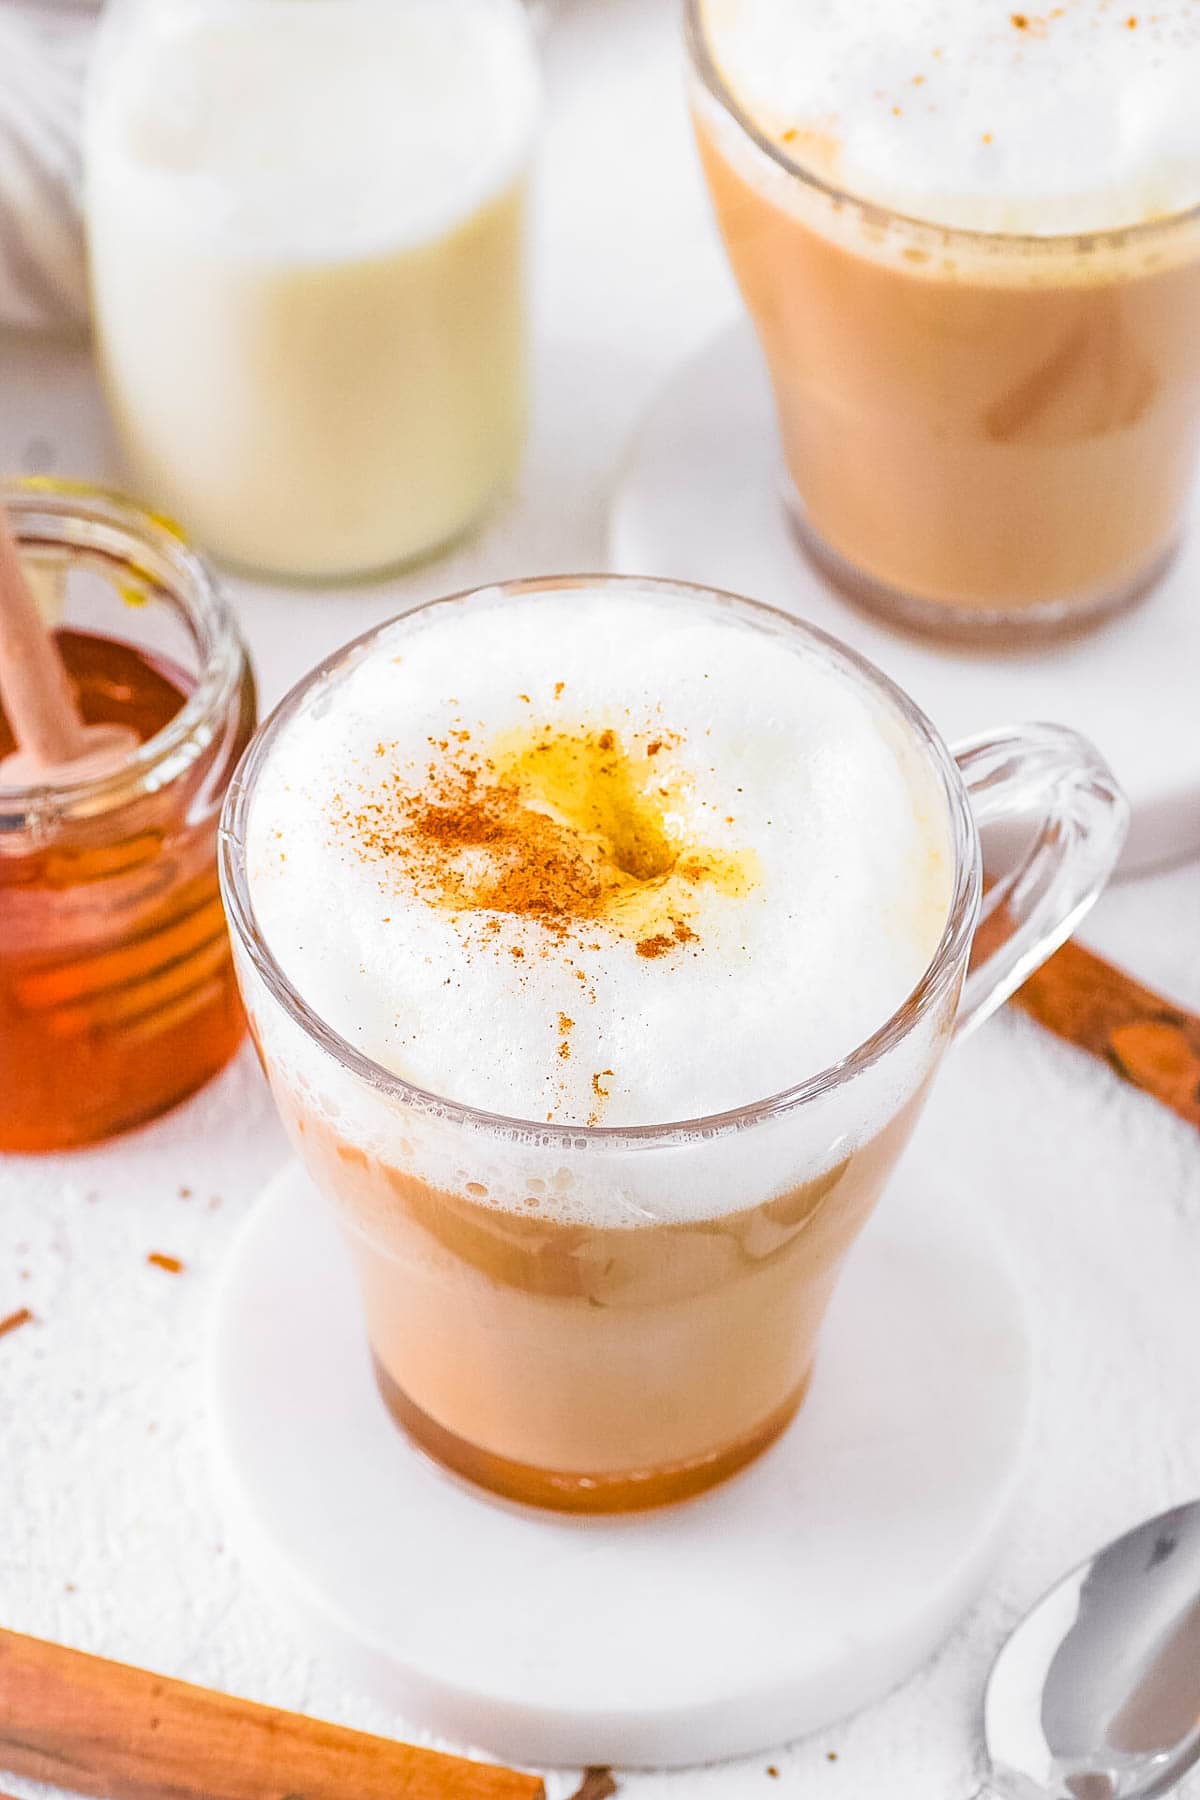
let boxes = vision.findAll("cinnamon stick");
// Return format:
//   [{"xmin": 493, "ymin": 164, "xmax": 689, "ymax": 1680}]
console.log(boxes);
[
  {"xmin": 1012, "ymin": 938, "xmax": 1200, "ymax": 1131},
  {"xmin": 0, "ymin": 1627, "xmax": 544, "ymax": 1800}
]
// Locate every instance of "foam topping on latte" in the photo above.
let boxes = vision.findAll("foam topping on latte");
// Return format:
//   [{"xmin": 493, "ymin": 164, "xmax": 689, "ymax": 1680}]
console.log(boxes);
[
  {"xmin": 699, "ymin": 0, "xmax": 1200, "ymax": 235},
  {"xmin": 246, "ymin": 585, "xmax": 953, "ymax": 1128}
]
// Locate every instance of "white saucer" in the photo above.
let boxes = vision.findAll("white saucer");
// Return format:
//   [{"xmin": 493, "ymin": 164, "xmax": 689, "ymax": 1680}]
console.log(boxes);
[
  {"xmin": 207, "ymin": 1156, "xmax": 1033, "ymax": 1769},
  {"xmin": 609, "ymin": 320, "xmax": 1200, "ymax": 874}
]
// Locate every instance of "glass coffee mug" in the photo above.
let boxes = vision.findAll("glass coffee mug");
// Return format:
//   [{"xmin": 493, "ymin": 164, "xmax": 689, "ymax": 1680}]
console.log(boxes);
[
  {"xmin": 219, "ymin": 576, "xmax": 1126, "ymax": 1513},
  {"xmin": 686, "ymin": 2, "xmax": 1200, "ymax": 639}
]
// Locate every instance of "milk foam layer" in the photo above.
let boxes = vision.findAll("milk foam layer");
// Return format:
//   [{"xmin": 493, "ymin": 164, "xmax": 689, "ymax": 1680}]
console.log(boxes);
[
  {"xmin": 245, "ymin": 586, "xmax": 954, "ymax": 1158},
  {"xmin": 88, "ymin": 0, "xmax": 538, "ymax": 256},
  {"xmin": 701, "ymin": 0, "xmax": 1200, "ymax": 234}
]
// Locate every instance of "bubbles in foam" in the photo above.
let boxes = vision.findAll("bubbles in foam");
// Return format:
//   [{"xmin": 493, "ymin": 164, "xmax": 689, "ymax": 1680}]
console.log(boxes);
[
  {"xmin": 700, "ymin": 0, "xmax": 1200, "ymax": 234},
  {"xmin": 245, "ymin": 585, "xmax": 955, "ymax": 1169},
  {"xmin": 87, "ymin": 0, "xmax": 539, "ymax": 256}
]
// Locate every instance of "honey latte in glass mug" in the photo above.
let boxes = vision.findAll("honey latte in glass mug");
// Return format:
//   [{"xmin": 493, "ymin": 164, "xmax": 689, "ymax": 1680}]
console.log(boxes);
[
  {"xmin": 221, "ymin": 578, "xmax": 1126, "ymax": 1510},
  {"xmin": 690, "ymin": 0, "xmax": 1200, "ymax": 636}
]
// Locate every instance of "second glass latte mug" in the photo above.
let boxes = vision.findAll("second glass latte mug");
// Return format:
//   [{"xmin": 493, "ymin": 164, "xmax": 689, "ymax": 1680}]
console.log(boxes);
[
  {"xmin": 220, "ymin": 577, "xmax": 1126, "ymax": 1512},
  {"xmin": 687, "ymin": 1, "xmax": 1200, "ymax": 638}
]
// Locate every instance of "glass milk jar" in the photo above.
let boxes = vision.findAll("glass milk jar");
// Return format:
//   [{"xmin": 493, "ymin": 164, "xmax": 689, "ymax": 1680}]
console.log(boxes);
[{"xmin": 83, "ymin": 0, "xmax": 540, "ymax": 581}]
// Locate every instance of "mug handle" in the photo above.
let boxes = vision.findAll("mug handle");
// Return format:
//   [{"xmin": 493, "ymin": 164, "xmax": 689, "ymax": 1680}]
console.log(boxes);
[{"xmin": 954, "ymin": 723, "xmax": 1129, "ymax": 1040}]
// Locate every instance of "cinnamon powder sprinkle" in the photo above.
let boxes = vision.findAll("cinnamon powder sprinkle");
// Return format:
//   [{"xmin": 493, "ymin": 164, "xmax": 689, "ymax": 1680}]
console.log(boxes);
[
  {"xmin": 637, "ymin": 919, "xmax": 697, "ymax": 959},
  {"xmin": 386, "ymin": 765, "xmax": 607, "ymax": 931},
  {"xmin": 336, "ymin": 722, "xmax": 756, "ymax": 957},
  {"xmin": 147, "ymin": 1252, "xmax": 184, "ymax": 1275},
  {"xmin": 0, "ymin": 1306, "xmax": 34, "ymax": 1341},
  {"xmin": 568, "ymin": 1770, "xmax": 618, "ymax": 1800}
]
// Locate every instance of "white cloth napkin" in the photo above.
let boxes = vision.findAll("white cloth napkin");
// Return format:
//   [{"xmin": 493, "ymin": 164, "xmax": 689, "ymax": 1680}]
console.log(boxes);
[{"xmin": 0, "ymin": 3, "xmax": 95, "ymax": 333}]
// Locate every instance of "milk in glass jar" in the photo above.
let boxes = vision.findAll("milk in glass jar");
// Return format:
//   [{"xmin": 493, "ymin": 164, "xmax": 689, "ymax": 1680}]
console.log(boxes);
[{"xmin": 84, "ymin": 0, "xmax": 540, "ymax": 580}]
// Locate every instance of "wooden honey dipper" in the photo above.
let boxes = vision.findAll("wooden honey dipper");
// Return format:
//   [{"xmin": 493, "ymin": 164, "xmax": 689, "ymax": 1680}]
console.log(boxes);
[{"xmin": 0, "ymin": 496, "xmax": 137, "ymax": 784}]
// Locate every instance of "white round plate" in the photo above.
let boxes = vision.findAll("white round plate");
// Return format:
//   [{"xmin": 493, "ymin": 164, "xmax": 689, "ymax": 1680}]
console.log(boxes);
[
  {"xmin": 609, "ymin": 320, "xmax": 1200, "ymax": 874},
  {"xmin": 208, "ymin": 1156, "xmax": 1033, "ymax": 1770}
]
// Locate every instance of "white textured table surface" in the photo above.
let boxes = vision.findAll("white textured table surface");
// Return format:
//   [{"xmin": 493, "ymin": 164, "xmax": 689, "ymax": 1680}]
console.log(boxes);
[{"xmin": 2, "ymin": 3, "xmax": 1199, "ymax": 1796}]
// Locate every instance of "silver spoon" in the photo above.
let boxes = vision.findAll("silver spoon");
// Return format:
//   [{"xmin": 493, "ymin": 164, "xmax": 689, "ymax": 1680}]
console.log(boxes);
[{"xmin": 980, "ymin": 1500, "xmax": 1200, "ymax": 1800}]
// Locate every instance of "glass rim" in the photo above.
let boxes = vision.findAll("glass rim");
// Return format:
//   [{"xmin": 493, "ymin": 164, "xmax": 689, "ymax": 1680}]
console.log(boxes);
[
  {"xmin": 684, "ymin": 0, "xmax": 1200, "ymax": 256},
  {"xmin": 219, "ymin": 572, "xmax": 980, "ymax": 1147},
  {"xmin": 0, "ymin": 478, "xmax": 247, "ymax": 821}
]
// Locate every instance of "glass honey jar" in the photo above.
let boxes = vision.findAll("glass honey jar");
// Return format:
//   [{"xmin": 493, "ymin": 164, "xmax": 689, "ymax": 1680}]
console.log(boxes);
[{"xmin": 0, "ymin": 481, "xmax": 256, "ymax": 1152}]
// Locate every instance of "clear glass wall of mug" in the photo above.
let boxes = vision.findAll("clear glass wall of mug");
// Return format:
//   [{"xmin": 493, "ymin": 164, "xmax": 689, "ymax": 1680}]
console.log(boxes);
[
  {"xmin": 220, "ymin": 576, "xmax": 1128, "ymax": 1515},
  {"xmin": 84, "ymin": 0, "xmax": 540, "ymax": 582},
  {"xmin": 686, "ymin": 2, "xmax": 1200, "ymax": 640}
]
